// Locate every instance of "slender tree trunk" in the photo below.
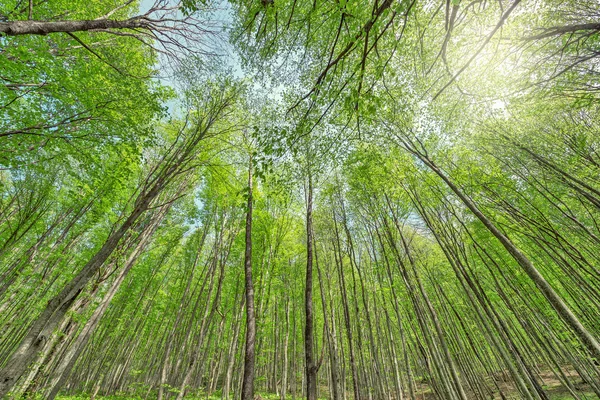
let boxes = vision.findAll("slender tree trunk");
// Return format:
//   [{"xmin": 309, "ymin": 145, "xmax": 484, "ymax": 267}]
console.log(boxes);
[
  {"xmin": 223, "ymin": 290, "xmax": 244, "ymax": 399},
  {"xmin": 281, "ymin": 288, "xmax": 290, "ymax": 400},
  {"xmin": 242, "ymin": 158, "xmax": 256, "ymax": 400},
  {"xmin": 403, "ymin": 141, "xmax": 600, "ymax": 361},
  {"xmin": 45, "ymin": 199, "xmax": 174, "ymax": 400},
  {"xmin": 0, "ymin": 102, "xmax": 231, "ymax": 396},
  {"xmin": 315, "ymin": 246, "xmax": 340, "ymax": 400},
  {"xmin": 158, "ymin": 212, "xmax": 209, "ymax": 400},
  {"xmin": 305, "ymin": 175, "xmax": 317, "ymax": 400},
  {"xmin": 332, "ymin": 209, "xmax": 361, "ymax": 400}
]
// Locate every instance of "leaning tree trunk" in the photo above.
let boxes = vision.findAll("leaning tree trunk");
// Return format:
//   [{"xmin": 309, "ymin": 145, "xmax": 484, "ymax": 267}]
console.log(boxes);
[
  {"xmin": 45, "ymin": 203, "xmax": 172, "ymax": 400},
  {"xmin": 0, "ymin": 195, "xmax": 150, "ymax": 397},
  {"xmin": 402, "ymin": 140, "xmax": 600, "ymax": 362},
  {"xmin": 0, "ymin": 88, "xmax": 235, "ymax": 397}
]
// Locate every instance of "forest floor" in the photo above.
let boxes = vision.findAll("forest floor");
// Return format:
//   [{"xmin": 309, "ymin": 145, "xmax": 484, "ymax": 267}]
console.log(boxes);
[
  {"xmin": 55, "ymin": 369, "xmax": 598, "ymax": 400},
  {"xmin": 488, "ymin": 368, "xmax": 597, "ymax": 400},
  {"xmin": 379, "ymin": 366, "xmax": 598, "ymax": 399},
  {"xmin": 55, "ymin": 382, "xmax": 598, "ymax": 400}
]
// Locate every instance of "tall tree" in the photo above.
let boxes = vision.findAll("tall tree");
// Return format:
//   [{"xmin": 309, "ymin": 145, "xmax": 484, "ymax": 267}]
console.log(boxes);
[{"xmin": 241, "ymin": 155, "xmax": 256, "ymax": 400}]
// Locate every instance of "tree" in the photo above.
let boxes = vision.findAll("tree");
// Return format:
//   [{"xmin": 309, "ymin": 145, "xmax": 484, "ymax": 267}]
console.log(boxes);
[
  {"xmin": 0, "ymin": 78, "xmax": 241, "ymax": 397},
  {"xmin": 2, "ymin": 0, "xmax": 600, "ymax": 399},
  {"xmin": 241, "ymin": 150, "xmax": 256, "ymax": 400}
]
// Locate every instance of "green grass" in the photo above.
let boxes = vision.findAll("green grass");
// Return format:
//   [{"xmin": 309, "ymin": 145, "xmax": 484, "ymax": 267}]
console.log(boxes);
[
  {"xmin": 57, "ymin": 392, "xmax": 283, "ymax": 400},
  {"xmin": 56, "ymin": 392, "xmax": 330, "ymax": 400},
  {"xmin": 54, "ymin": 386, "xmax": 599, "ymax": 400}
]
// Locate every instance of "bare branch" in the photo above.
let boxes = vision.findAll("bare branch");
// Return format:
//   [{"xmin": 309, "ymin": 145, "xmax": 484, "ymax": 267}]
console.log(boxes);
[
  {"xmin": 526, "ymin": 22, "xmax": 600, "ymax": 41},
  {"xmin": 432, "ymin": 0, "xmax": 521, "ymax": 101}
]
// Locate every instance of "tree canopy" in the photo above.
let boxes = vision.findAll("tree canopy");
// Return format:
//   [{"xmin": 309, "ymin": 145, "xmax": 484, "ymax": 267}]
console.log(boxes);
[{"xmin": 1, "ymin": 0, "xmax": 599, "ymax": 399}]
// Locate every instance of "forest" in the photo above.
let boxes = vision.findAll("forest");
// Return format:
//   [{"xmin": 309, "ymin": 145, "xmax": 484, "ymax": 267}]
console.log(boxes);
[{"xmin": 1, "ymin": 0, "xmax": 599, "ymax": 399}]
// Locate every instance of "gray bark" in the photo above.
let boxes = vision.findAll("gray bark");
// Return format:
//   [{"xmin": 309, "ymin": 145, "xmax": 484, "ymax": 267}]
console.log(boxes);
[{"xmin": 0, "ymin": 18, "xmax": 150, "ymax": 36}]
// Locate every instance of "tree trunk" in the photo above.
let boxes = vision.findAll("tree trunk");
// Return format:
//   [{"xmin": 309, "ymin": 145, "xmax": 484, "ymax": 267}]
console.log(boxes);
[
  {"xmin": 411, "ymin": 149, "xmax": 600, "ymax": 362},
  {"xmin": 304, "ymin": 175, "xmax": 317, "ymax": 400},
  {"xmin": 242, "ymin": 158, "xmax": 256, "ymax": 400},
  {"xmin": 0, "ymin": 18, "xmax": 151, "ymax": 36}
]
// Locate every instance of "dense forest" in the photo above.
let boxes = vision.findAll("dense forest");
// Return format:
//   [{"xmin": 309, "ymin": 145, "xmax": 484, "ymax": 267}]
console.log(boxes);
[{"xmin": 1, "ymin": 0, "xmax": 599, "ymax": 399}]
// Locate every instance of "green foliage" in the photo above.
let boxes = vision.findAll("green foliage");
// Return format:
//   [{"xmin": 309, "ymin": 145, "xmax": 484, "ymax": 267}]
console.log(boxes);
[
  {"xmin": 2, "ymin": 1, "xmax": 600, "ymax": 400},
  {"xmin": 0, "ymin": 1, "xmax": 171, "ymax": 172}
]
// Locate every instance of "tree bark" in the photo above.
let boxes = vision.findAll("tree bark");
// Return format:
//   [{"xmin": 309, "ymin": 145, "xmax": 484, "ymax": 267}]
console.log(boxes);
[
  {"xmin": 241, "ymin": 158, "xmax": 256, "ymax": 400},
  {"xmin": 304, "ymin": 175, "xmax": 317, "ymax": 400},
  {"xmin": 45, "ymin": 207, "xmax": 165, "ymax": 400},
  {"xmin": 0, "ymin": 18, "xmax": 150, "ymax": 36}
]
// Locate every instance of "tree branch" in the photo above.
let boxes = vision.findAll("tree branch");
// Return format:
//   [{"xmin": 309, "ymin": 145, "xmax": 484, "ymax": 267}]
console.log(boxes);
[
  {"xmin": 525, "ymin": 22, "xmax": 600, "ymax": 41},
  {"xmin": 0, "ymin": 17, "xmax": 150, "ymax": 36}
]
